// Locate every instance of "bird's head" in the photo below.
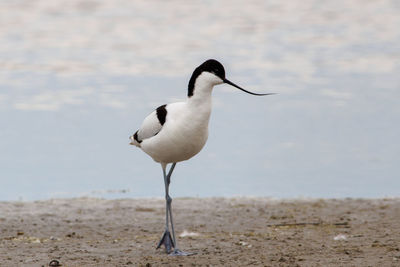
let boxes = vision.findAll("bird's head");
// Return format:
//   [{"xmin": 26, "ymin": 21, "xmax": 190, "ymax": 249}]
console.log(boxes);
[{"xmin": 188, "ymin": 59, "xmax": 274, "ymax": 97}]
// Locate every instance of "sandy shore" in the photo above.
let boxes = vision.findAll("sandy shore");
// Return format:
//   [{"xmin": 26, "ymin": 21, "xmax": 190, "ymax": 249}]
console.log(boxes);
[{"xmin": 0, "ymin": 197, "xmax": 399, "ymax": 266}]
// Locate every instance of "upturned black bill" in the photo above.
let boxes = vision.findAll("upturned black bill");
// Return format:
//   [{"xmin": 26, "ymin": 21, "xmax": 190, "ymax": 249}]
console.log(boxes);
[{"xmin": 223, "ymin": 79, "xmax": 274, "ymax": 96}]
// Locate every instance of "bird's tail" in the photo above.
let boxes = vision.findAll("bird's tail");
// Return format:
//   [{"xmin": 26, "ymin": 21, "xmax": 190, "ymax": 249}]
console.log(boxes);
[{"xmin": 129, "ymin": 132, "xmax": 141, "ymax": 147}]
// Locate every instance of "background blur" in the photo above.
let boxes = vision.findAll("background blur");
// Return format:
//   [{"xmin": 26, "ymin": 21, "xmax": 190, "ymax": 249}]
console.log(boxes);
[{"xmin": 1, "ymin": 0, "xmax": 399, "ymax": 200}]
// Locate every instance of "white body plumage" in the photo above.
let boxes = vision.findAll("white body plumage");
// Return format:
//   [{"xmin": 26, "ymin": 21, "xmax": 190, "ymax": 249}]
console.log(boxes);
[{"xmin": 130, "ymin": 72, "xmax": 220, "ymax": 164}]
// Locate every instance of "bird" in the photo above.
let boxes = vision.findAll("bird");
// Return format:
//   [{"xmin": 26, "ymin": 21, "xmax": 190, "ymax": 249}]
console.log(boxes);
[{"xmin": 129, "ymin": 59, "xmax": 273, "ymax": 256}]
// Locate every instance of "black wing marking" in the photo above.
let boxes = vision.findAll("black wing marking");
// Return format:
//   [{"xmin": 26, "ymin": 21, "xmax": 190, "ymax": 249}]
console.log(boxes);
[
  {"xmin": 133, "ymin": 130, "xmax": 142, "ymax": 143},
  {"xmin": 156, "ymin": 104, "xmax": 167, "ymax": 125},
  {"xmin": 132, "ymin": 104, "xmax": 168, "ymax": 144}
]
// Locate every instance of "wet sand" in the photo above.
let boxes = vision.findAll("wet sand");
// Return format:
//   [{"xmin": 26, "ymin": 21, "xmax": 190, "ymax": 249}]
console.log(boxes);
[{"xmin": 0, "ymin": 197, "xmax": 399, "ymax": 266}]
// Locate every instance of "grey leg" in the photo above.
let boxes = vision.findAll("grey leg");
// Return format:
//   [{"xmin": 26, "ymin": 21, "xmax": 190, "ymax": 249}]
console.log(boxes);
[
  {"xmin": 156, "ymin": 163, "xmax": 174, "ymax": 253},
  {"xmin": 166, "ymin": 163, "xmax": 176, "ymax": 245},
  {"xmin": 157, "ymin": 163, "xmax": 195, "ymax": 256}
]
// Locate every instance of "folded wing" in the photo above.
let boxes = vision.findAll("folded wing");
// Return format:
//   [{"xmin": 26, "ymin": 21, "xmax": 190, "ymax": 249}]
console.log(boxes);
[{"xmin": 130, "ymin": 104, "xmax": 167, "ymax": 147}]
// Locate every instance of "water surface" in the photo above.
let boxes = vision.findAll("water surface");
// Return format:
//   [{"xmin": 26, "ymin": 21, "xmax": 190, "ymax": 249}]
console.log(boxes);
[{"xmin": 0, "ymin": 0, "xmax": 399, "ymax": 200}]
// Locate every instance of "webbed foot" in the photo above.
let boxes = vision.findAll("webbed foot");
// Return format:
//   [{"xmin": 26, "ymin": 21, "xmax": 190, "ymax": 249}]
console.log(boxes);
[{"xmin": 169, "ymin": 249, "xmax": 196, "ymax": 256}]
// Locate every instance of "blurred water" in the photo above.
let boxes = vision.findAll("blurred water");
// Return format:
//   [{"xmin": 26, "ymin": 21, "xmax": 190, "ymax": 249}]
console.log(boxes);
[{"xmin": 0, "ymin": 0, "xmax": 399, "ymax": 200}]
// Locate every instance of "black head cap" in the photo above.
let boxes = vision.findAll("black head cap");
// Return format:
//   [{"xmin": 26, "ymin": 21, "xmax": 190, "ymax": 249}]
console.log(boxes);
[{"xmin": 188, "ymin": 59, "xmax": 225, "ymax": 97}]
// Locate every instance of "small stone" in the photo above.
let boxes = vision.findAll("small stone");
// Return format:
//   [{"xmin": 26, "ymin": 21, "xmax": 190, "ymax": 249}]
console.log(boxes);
[{"xmin": 278, "ymin": 257, "xmax": 286, "ymax": 262}]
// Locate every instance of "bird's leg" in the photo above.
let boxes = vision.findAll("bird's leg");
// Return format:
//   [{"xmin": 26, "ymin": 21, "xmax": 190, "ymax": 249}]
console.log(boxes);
[
  {"xmin": 156, "ymin": 163, "xmax": 174, "ymax": 253},
  {"xmin": 164, "ymin": 163, "xmax": 195, "ymax": 256},
  {"xmin": 165, "ymin": 163, "xmax": 177, "ymax": 247}
]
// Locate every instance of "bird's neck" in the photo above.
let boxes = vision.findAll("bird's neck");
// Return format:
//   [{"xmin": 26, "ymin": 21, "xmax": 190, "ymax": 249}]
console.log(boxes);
[
  {"xmin": 187, "ymin": 81, "xmax": 213, "ymax": 105},
  {"xmin": 186, "ymin": 82, "xmax": 213, "ymax": 119}
]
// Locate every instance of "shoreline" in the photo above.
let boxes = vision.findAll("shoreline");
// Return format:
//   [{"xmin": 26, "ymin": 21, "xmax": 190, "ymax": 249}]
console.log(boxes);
[{"xmin": 1, "ymin": 197, "xmax": 399, "ymax": 266}]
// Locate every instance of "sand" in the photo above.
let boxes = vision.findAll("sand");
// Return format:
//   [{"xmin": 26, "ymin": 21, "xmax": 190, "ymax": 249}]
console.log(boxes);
[{"xmin": 0, "ymin": 197, "xmax": 399, "ymax": 266}]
